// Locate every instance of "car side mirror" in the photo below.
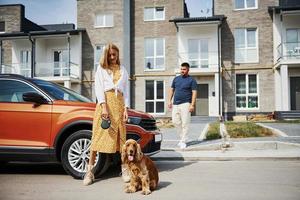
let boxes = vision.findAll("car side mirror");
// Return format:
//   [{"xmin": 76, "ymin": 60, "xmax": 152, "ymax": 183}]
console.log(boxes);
[{"xmin": 23, "ymin": 92, "xmax": 48, "ymax": 106}]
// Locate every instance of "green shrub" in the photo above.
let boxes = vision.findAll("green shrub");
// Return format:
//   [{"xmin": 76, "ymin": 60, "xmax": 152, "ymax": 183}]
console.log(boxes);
[
  {"xmin": 225, "ymin": 122, "xmax": 273, "ymax": 138},
  {"xmin": 206, "ymin": 122, "xmax": 221, "ymax": 140}
]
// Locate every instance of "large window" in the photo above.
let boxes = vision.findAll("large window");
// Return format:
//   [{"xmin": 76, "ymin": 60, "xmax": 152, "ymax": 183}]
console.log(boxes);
[
  {"xmin": 236, "ymin": 74, "xmax": 258, "ymax": 109},
  {"xmin": 144, "ymin": 7, "xmax": 165, "ymax": 21},
  {"xmin": 145, "ymin": 80, "xmax": 165, "ymax": 114},
  {"xmin": 235, "ymin": 28, "xmax": 258, "ymax": 63},
  {"xmin": 286, "ymin": 29, "xmax": 300, "ymax": 56},
  {"xmin": 188, "ymin": 39, "xmax": 209, "ymax": 68},
  {"xmin": 94, "ymin": 13, "xmax": 114, "ymax": 27},
  {"xmin": 94, "ymin": 44, "xmax": 105, "ymax": 71},
  {"xmin": 0, "ymin": 80, "xmax": 36, "ymax": 103},
  {"xmin": 235, "ymin": 0, "xmax": 257, "ymax": 9},
  {"xmin": 144, "ymin": 38, "xmax": 165, "ymax": 70},
  {"xmin": 20, "ymin": 50, "xmax": 31, "ymax": 77}
]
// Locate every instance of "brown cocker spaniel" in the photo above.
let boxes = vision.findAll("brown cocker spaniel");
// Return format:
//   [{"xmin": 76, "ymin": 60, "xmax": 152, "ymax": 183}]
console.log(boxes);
[{"xmin": 121, "ymin": 139, "xmax": 159, "ymax": 195}]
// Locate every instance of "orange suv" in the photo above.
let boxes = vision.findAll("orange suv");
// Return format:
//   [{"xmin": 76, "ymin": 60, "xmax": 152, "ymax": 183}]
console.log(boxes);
[{"xmin": 0, "ymin": 74, "xmax": 162, "ymax": 179}]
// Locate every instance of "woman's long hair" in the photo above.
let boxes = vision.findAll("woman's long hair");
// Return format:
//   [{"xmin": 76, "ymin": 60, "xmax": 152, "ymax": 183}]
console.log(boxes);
[{"xmin": 100, "ymin": 43, "xmax": 120, "ymax": 69}]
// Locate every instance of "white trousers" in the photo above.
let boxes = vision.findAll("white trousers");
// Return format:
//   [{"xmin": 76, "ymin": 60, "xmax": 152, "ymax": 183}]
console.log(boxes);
[{"xmin": 172, "ymin": 102, "xmax": 191, "ymax": 143}]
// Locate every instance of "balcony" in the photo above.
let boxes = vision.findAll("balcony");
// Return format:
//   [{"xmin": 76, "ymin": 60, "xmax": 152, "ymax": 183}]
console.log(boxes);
[
  {"xmin": 0, "ymin": 62, "xmax": 80, "ymax": 82},
  {"xmin": 276, "ymin": 42, "xmax": 300, "ymax": 63},
  {"xmin": 177, "ymin": 51, "xmax": 220, "ymax": 75}
]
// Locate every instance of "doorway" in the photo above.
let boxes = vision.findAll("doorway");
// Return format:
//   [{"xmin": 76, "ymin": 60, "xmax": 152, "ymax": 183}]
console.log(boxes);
[
  {"xmin": 193, "ymin": 84, "xmax": 209, "ymax": 116},
  {"xmin": 290, "ymin": 77, "xmax": 300, "ymax": 110}
]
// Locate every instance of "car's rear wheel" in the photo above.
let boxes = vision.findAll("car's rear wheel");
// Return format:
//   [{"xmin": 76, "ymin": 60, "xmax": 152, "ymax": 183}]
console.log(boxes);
[{"xmin": 61, "ymin": 130, "xmax": 110, "ymax": 179}]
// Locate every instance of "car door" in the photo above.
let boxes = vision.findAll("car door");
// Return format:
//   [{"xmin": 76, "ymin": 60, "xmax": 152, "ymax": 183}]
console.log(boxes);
[{"xmin": 0, "ymin": 79, "xmax": 52, "ymax": 147}]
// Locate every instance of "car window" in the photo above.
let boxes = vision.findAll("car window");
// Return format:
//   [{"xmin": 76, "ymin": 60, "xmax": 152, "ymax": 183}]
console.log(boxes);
[
  {"xmin": 32, "ymin": 79, "xmax": 92, "ymax": 103},
  {"xmin": 0, "ymin": 80, "xmax": 37, "ymax": 102}
]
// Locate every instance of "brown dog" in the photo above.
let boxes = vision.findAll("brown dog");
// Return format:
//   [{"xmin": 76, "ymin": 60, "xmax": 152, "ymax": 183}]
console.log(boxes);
[{"xmin": 121, "ymin": 139, "xmax": 159, "ymax": 195}]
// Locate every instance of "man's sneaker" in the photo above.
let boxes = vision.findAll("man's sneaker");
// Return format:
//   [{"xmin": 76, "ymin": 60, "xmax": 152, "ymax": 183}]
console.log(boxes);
[{"xmin": 179, "ymin": 142, "xmax": 186, "ymax": 149}]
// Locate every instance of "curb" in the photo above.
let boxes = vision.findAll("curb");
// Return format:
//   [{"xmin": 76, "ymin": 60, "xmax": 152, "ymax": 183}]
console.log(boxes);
[{"xmin": 151, "ymin": 149, "xmax": 300, "ymax": 161}]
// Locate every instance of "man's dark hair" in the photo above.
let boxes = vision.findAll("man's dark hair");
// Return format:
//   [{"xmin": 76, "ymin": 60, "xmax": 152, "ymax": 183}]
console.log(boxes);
[{"xmin": 181, "ymin": 62, "xmax": 190, "ymax": 68}]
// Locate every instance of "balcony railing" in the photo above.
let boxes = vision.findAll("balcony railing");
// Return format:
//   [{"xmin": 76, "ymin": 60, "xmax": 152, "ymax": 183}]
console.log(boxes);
[
  {"xmin": 177, "ymin": 51, "xmax": 219, "ymax": 69},
  {"xmin": 276, "ymin": 42, "xmax": 300, "ymax": 61},
  {"xmin": 0, "ymin": 62, "xmax": 80, "ymax": 79}
]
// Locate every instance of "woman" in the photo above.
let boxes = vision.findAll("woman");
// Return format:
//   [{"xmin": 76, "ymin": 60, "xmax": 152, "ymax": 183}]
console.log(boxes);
[{"xmin": 83, "ymin": 43, "xmax": 130, "ymax": 186}]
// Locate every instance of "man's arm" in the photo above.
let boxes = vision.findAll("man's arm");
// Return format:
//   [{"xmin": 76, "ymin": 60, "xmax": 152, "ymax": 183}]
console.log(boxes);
[
  {"xmin": 189, "ymin": 90, "xmax": 197, "ymax": 112},
  {"xmin": 168, "ymin": 88, "xmax": 175, "ymax": 109}
]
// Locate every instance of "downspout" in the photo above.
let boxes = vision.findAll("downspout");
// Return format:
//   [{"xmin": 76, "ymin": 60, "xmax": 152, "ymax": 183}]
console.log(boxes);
[
  {"xmin": 67, "ymin": 33, "xmax": 71, "ymax": 76},
  {"xmin": 218, "ymin": 22, "xmax": 222, "ymax": 120},
  {"xmin": 28, "ymin": 34, "xmax": 35, "ymax": 78},
  {"xmin": 0, "ymin": 40, "xmax": 2, "ymax": 73}
]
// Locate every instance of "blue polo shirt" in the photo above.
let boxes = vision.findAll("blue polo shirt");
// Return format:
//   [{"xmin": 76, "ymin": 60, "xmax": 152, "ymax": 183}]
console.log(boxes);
[{"xmin": 171, "ymin": 75, "xmax": 197, "ymax": 105}]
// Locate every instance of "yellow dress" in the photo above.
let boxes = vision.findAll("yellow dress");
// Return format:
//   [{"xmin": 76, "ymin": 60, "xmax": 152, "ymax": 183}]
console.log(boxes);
[{"xmin": 90, "ymin": 65, "xmax": 126, "ymax": 153}]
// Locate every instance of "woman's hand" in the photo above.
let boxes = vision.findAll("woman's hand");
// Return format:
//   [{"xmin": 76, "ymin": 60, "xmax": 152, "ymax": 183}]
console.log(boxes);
[
  {"xmin": 123, "ymin": 108, "xmax": 128, "ymax": 122},
  {"xmin": 101, "ymin": 103, "xmax": 109, "ymax": 119}
]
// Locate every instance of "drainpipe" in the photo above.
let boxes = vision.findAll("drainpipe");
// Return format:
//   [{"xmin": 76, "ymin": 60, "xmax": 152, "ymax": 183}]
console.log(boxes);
[
  {"xmin": 218, "ymin": 22, "xmax": 222, "ymax": 121},
  {"xmin": 28, "ymin": 34, "xmax": 35, "ymax": 78},
  {"xmin": 67, "ymin": 33, "xmax": 71, "ymax": 76},
  {"xmin": 0, "ymin": 40, "xmax": 2, "ymax": 73}
]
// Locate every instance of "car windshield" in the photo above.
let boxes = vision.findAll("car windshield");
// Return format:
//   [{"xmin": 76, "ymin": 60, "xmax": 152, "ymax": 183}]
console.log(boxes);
[{"xmin": 32, "ymin": 79, "xmax": 92, "ymax": 103}]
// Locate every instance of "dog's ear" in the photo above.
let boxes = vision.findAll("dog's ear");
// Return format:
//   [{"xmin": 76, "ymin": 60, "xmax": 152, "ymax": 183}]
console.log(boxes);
[
  {"xmin": 135, "ymin": 143, "xmax": 143, "ymax": 161},
  {"xmin": 121, "ymin": 143, "xmax": 127, "ymax": 163}
]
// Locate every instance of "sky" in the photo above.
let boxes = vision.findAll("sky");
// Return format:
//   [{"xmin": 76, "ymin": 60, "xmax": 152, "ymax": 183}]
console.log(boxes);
[{"xmin": 0, "ymin": 0, "xmax": 211, "ymax": 26}]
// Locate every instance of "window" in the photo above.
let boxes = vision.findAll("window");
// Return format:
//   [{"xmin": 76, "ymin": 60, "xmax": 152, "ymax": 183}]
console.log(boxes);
[
  {"xmin": 144, "ymin": 38, "xmax": 165, "ymax": 70},
  {"xmin": 235, "ymin": 0, "xmax": 257, "ymax": 9},
  {"xmin": 188, "ymin": 39, "xmax": 209, "ymax": 68},
  {"xmin": 94, "ymin": 44, "xmax": 105, "ymax": 71},
  {"xmin": 236, "ymin": 74, "xmax": 258, "ymax": 109},
  {"xmin": 95, "ymin": 14, "xmax": 114, "ymax": 27},
  {"xmin": 53, "ymin": 50, "xmax": 69, "ymax": 76},
  {"xmin": 145, "ymin": 80, "xmax": 165, "ymax": 114},
  {"xmin": 286, "ymin": 29, "xmax": 300, "ymax": 56},
  {"xmin": 0, "ymin": 21, "xmax": 5, "ymax": 33},
  {"xmin": 0, "ymin": 80, "xmax": 36, "ymax": 102},
  {"xmin": 144, "ymin": 7, "xmax": 165, "ymax": 21},
  {"xmin": 20, "ymin": 50, "xmax": 31, "ymax": 77},
  {"xmin": 235, "ymin": 28, "xmax": 258, "ymax": 63}
]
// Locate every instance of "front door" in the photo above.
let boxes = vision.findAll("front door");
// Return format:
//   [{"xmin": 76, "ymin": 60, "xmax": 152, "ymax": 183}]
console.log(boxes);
[
  {"xmin": 290, "ymin": 77, "xmax": 300, "ymax": 110},
  {"xmin": 194, "ymin": 84, "xmax": 209, "ymax": 116}
]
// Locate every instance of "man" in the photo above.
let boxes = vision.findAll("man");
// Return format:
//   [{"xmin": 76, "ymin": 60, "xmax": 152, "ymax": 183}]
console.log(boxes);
[{"xmin": 168, "ymin": 62, "xmax": 197, "ymax": 149}]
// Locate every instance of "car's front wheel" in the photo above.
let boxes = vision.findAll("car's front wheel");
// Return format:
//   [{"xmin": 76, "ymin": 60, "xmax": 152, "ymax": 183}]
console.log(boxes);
[{"xmin": 61, "ymin": 130, "xmax": 110, "ymax": 179}]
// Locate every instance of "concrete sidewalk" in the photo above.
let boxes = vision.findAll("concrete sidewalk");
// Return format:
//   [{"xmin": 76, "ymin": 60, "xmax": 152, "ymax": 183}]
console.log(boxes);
[{"xmin": 154, "ymin": 118, "xmax": 300, "ymax": 161}]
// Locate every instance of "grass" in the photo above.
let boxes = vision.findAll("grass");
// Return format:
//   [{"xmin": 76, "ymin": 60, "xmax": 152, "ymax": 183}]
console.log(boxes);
[
  {"xmin": 225, "ymin": 122, "xmax": 273, "ymax": 138},
  {"xmin": 205, "ymin": 121, "xmax": 274, "ymax": 140},
  {"xmin": 206, "ymin": 122, "xmax": 221, "ymax": 140}
]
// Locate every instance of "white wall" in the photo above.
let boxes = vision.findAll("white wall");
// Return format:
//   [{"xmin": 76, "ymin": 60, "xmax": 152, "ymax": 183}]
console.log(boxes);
[
  {"xmin": 177, "ymin": 24, "xmax": 219, "ymax": 69},
  {"xmin": 11, "ymin": 39, "xmax": 31, "ymax": 64}
]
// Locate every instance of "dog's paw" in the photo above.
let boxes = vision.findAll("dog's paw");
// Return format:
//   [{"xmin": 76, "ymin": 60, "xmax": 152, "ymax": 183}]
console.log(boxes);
[
  {"xmin": 125, "ymin": 186, "xmax": 136, "ymax": 193},
  {"xmin": 142, "ymin": 189, "xmax": 151, "ymax": 195}
]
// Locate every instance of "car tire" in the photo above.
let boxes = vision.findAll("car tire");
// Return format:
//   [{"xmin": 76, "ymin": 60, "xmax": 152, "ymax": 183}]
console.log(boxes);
[{"xmin": 61, "ymin": 130, "xmax": 109, "ymax": 179}]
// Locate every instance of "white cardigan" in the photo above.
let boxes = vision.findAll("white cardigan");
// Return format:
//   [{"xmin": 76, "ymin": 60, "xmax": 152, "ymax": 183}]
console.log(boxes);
[{"xmin": 95, "ymin": 65, "xmax": 130, "ymax": 108}]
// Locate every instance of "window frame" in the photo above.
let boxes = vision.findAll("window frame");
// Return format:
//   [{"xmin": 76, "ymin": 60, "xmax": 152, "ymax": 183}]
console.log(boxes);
[
  {"xmin": 144, "ymin": 7, "xmax": 165, "ymax": 21},
  {"xmin": 234, "ymin": 28, "xmax": 259, "ymax": 63},
  {"xmin": 188, "ymin": 38, "xmax": 209, "ymax": 69},
  {"xmin": 235, "ymin": 73, "xmax": 259, "ymax": 110},
  {"xmin": 94, "ymin": 13, "xmax": 114, "ymax": 28},
  {"xmin": 94, "ymin": 44, "xmax": 105, "ymax": 71},
  {"xmin": 144, "ymin": 38, "xmax": 165, "ymax": 71},
  {"xmin": 234, "ymin": 0, "xmax": 258, "ymax": 10},
  {"xmin": 0, "ymin": 21, "xmax": 5, "ymax": 33},
  {"xmin": 145, "ymin": 80, "xmax": 165, "ymax": 115}
]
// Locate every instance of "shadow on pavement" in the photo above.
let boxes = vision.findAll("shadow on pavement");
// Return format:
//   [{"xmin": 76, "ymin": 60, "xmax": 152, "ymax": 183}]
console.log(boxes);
[{"xmin": 0, "ymin": 162, "xmax": 66, "ymax": 175}]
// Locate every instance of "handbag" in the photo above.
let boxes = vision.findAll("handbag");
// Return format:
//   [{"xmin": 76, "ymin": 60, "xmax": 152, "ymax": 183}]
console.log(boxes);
[{"xmin": 101, "ymin": 118, "xmax": 111, "ymax": 129}]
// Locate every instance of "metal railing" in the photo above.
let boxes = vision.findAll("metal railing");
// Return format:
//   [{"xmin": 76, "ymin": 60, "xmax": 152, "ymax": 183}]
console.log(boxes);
[
  {"xmin": 276, "ymin": 42, "xmax": 300, "ymax": 61},
  {"xmin": 177, "ymin": 51, "xmax": 220, "ymax": 68},
  {"xmin": 0, "ymin": 62, "xmax": 80, "ymax": 79}
]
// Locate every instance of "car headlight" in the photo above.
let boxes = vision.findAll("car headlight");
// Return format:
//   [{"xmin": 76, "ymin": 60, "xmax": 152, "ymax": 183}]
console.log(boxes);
[{"xmin": 127, "ymin": 116, "xmax": 142, "ymax": 125}]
